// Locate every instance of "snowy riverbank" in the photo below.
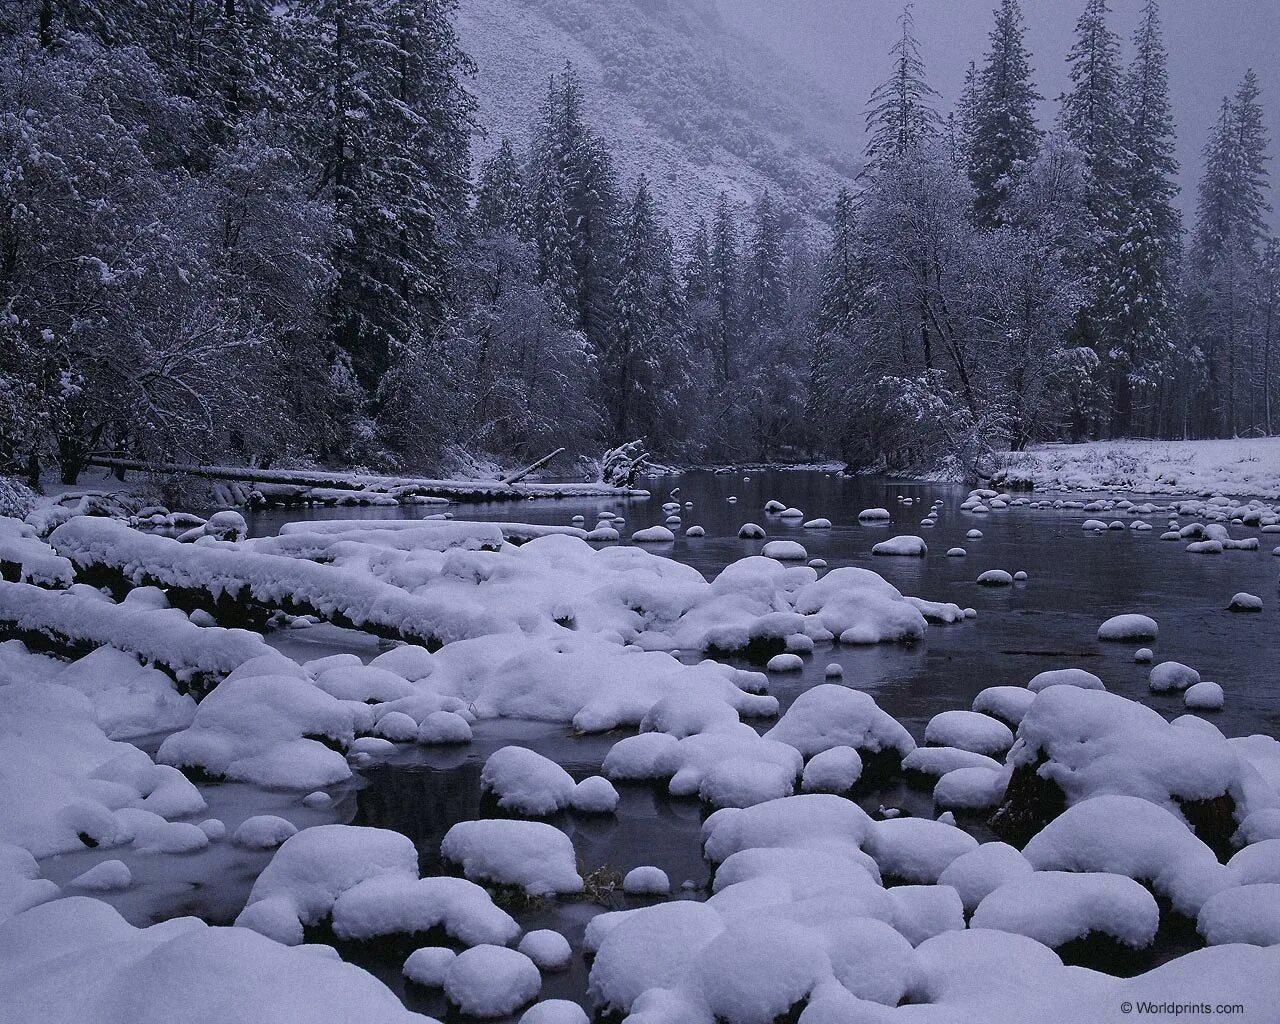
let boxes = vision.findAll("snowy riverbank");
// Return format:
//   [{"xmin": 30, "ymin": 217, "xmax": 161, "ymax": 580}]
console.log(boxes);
[{"xmin": 990, "ymin": 438, "xmax": 1280, "ymax": 499}]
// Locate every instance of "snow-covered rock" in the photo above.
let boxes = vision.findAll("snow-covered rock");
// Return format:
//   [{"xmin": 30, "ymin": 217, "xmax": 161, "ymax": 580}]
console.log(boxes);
[
  {"xmin": 444, "ymin": 945, "xmax": 541, "ymax": 1018},
  {"xmin": 1098, "ymin": 613, "xmax": 1158, "ymax": 641},
  {"xmin": 923, "ymin": 711, "xmax": 1013, "ymax": 756},
  {"xmin": 871, "ymin": 535, "xmax": 927, "ymax": 557},
  {"xmin": 441, "ymin": 820, "xmax": 583, "ymax": 895},
  {"xmin": 971, "ymin": 872, "xmax": 1160, "ymax": 950}
]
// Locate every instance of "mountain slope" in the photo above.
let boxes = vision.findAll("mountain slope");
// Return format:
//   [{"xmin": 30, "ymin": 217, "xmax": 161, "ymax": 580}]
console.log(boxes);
[{"xmin": 456, "ymin": 0, "xmax": 861, "ymax": 234}]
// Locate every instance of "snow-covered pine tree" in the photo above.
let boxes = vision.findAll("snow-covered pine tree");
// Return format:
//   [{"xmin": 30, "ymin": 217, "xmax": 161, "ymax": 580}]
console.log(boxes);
[
  {"xmin": 864, "ymin": 4, "xmax": 940, "ymax": 163},
  {"xmin": 1188, "ymin": 71, "xmax": 1272, "ymax": 436},
  {"xmin": 745, "ymin": 192, "xmax": 787, "ymax": 327},
  {"xmin": 968, "ymin": 0, "xmax": 1041, "ymax": 226},
  {"xmin": 291, "ymin": 0, "xmax": 474, "ymax": 390},
  {"xmin": 474, "ymin": 138, "xmax": 529, "ymax": 239},
  {"xmin": 530, "ymin": 63, "xmax": 621, "ymax": 362},
  {"xmin": 708, "ymin": 193, "xmax": 743, "ymax": 386},
  {"xmin": 1057, "ymin": 0, "xmax": 1130, "ymax": 434},
  {"xmin": 609, "ymin": 176, "xmax": 661, "ymax": 439},
  {"xmin": 1110, "ymin": 0, "xmax": 1182, "ymax": 436}
]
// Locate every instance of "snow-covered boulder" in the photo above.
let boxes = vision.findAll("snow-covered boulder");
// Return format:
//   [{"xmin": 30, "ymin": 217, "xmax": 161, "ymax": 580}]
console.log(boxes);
[
  {"xmin": 871, "ymin": 535, "xmax": 927, "ymax": 557},
  {"xmin": 0, "ymin": 898, "xmax": 433, "ymax": 1024},
  {"xmin": 765, "ymin": 685, "xmax": 914, "ymax": 765},
  {"xmin": 971, "ymin": 872, "xmax": 1160, "ymax": 951},
  {"xmin": 924, "ymin": 711, "xmax": 1013, "ymax": 756},
  {"xmin": 157, "ymin": 657, "xmax": 354, "ymax": 789},
  {"xmin": 1098, "ymin": 613, "xmax": 1158, "ymax": 641},
  {"xmin": 441, "ymin": 820, "xmax": 583, "ymax": 895}
]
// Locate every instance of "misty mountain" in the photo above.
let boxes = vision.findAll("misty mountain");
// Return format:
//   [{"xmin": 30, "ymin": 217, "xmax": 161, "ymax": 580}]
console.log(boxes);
[{"xmin": 456, "ymin": 0, "xmax": 862, "ymax": 231}]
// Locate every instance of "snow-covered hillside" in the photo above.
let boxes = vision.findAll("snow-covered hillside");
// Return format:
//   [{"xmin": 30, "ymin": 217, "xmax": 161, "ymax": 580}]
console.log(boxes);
[{"xmin": 456, "ymin": 0, "xmax": 860, "ymax": 233}]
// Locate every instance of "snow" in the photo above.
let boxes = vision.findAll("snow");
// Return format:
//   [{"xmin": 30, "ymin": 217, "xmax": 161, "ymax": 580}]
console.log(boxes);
[
  {"xmin": 418, "ymin": 709, "xmax": 474, "ymax": 744},
  {"xmin": 992, "ymin": 437, "xmax": 1280, "ymax": 498},
  {"xmin": 441, "ymin": 819, "xmax": 584, "ymax": 895},
  {"xmin": 68, "ymin": 859, "xmax": 132, "ymax": 892},
  {"xmin": 1026, "ymin": 667, "xmax": 1105, "ymax": 693},
  {"xmin": 871, "ymin": 535, "xmax": 927, "ymax": 557},
  {"xmin": 791, "ymin": 568, "xmax": 933, "ymax": 645},
  {"xmin": 971, "ymin": 685, "xmax": 1037, "ymax": 725},
  {"xmin": 404, "ymin": 946, "xmax": 456, "ymax": 987},
  {"xmin": 936, "ymin": 843, "xmax": 1033, "ymax": 913},
  {"xmin": 0, "ymin": 898, "xmax": 434, "ymax": 1024},
  {"xmin": 923, "ymin": 710, "xmax": 1013, "ymax": 755},
  {"xmin": 902, "ymin": 746, "xmax": 1001, "ymax": 778},
  {"xmin": 803, "ymin": 518, "xmax": 832, "ymax": 529},
  {"xmin": 623, "ymin": 866, "xmax": 671, "ymax": 895},
  {"xmin": 1002, "ymin": 686, "xmax": 1267, "ymax": 826},
  {"xmin": 1098, "ymin": 613, "xmax": 1159, "ymax": 641},
  {"xmin": 694, "ymin": 918, "xmax": 831, "ymax": 1024},
  {"xmin": 1023, "ymin": 795, "xmax": 1229, "ymax": 916},
  {"xmin": 971, "ymin": 871, "xmax": 1160, "ymax": 949},
  {"xmin": 0, "ymin": 580, "xmax": 272, "ymax": 690},
  {"xmin": 157, "ymin": 657, "xmax": 355, "ymax": 789},
  {"xmin": 519, "ymin": 1001, "xmax": 589, "ymax": 1024},
  {"xmin": 482, "ymin": 745, "xmax": 578, "ymax": 815},
  {"xmin": 519, "ymin": 929, "xmax": 572, "ymax": 970},
  {"xmin": 1186, "ymin": 680, "xmax": 1226, "ymax": 709},
  {"xmin": 887, "ymin": 884, "xmax": 966, "ymax": 946},
  {"xmin": 235, "ymin": 814, "xmax": 306, "ymax": 850},
  {"xmin": 0, "ymin": 843, "xmax": 59, "ymax": 922},
  {"xmin": 331, "ymin": 875, "xmax": 519, "ymax": 947},
  {"xmin": 235, "ymin": 825, "xmax": 419, "ymax": 945},
  {"xmin": 1197, "ymin": 884, "xmax": 1280, "ymax": 945},
  {"xmin": 0, "ymin": 681, "xmax": 206, "ymax": 858},
  {"xmin": 443, "ymin": 945, "xmax": 542, "ymax": 1018},
  {"xmin": 858, "ymin": 508, "xmax": 891, "ymax": 521},
  {"xmin": 1149, "ymin": 660, "xmax": 1201, "ymax": 692},
  {"xmin": 571, "ymin": 776, "xmax": 620, "ymax": 813},
  {"xmin": 976, "ymin": 569, "xmax": 1013, "ymax": 586},
  {"xmin": 863, "ymin": 818, "xmax": 978, "ymax": 883},
  {"xmin": 766, "ymin": 652, "xmax": 804, "ymax": 671},
  {"xmin": 737, "ymin": 522, "xmax": 766, "ymax": 539},
  {"xmin": 1229, "ymin": 592, "xmax": 1263, "ymax": 612},
  {"xmin": 764, "ymin": 685, "xmax": 915, "ymax": 760},
  {"xmin": 801, "ymin": 746, "xmax": 864, "ymax": 793},
  {"xmin": 761, "ymin": 540, "xmax": 807, "ymax": 560},
  {"xmin": 632, "ymin": 525, "xmax": 675, "ymax": 543}
]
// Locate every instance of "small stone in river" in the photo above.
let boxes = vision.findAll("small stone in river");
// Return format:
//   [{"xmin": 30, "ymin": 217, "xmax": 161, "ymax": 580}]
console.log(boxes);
[
  {"xmin": 1013, "ymin": 570, "xmax": 1028, "ymax": 581},
  {"xmin": 824, "ymin": 663, "xmax": 843, "ymax": 679},
  {"xmin": 304, "ymin": 791, "xmax": 332, "ymax": 808},
  {"xmin": 1134, "ymin": 648, "xmax": 1154, "ymax": 663}
]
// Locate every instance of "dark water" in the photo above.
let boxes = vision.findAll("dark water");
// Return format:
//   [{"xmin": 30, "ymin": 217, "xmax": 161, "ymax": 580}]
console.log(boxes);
[{"xmin": 240, "ymin": 470, "xmax": 1280, "ymax": 1018}]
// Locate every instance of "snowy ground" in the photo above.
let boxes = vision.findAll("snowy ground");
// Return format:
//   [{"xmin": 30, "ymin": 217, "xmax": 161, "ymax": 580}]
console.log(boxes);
[
  {"xmin": 2, "ymin": 476, "xmax": 1279, "ymax": 1023},
  {"xmin": 991, "ymin": 438, "xmax": 1280, "ymax": 498}
]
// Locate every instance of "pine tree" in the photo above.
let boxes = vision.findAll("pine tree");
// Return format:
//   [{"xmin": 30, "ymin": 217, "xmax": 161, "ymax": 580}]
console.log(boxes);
[
  {"xmin": 708, "ymin": 193, "xmax": 742, "ymax": 385},
  {"xmin": 746, "ymin": 192, "xmax": 786, "ymax": 326},
  {"xmin": 1109, "ymin": 0, "xmax": 1181, "ymax": 435},
  {"xmin": 474, "ymin": 138, "xmax": 529, "ymax": 238},
  {"xmin": 530, "ymin": 63, "xmax": 621, "ymax": 360},
  {"xmin": 865, "ymin": 4, "xmax": 940, "ymax": 163},
  {"xmin": 1058, "ymin": 0, "xmax": 1129, "ymax": 433},
  {"xmin": 968, "ymin": 0, "xmax": 1041, "ymax": 226},
  {"xmin": 292, "ymin": 0, "xmax": 475, "ymax": 389},
  {"xmin": 610, "ymin": 176, "xmax": 660, "ymax": 437}
]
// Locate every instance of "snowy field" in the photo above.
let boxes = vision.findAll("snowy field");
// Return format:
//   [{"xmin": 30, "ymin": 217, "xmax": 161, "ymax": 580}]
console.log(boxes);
[
  {"xmin": 1, "ymin": 472, "xmax": 1279, "ymax": 1024},
  {"xmin": 991, "ymin": 438, "xmax": 1280, "ymax": 498}
]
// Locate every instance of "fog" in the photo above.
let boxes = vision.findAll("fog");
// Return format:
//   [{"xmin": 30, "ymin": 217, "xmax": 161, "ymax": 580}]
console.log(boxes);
[{"xmin": 716, "ymin": 0, "xmax": 1280, "ymax": 226}]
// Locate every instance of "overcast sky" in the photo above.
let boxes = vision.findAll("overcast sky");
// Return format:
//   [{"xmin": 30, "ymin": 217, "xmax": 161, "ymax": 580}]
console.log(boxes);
[{"xmin": 716, "ymin": 0, "xmax": 1280, "ymax": 227}]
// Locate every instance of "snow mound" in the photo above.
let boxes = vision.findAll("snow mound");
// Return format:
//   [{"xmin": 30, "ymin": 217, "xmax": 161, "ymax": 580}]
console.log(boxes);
[
  {"xmin": 976, "ymin": 569, "xmax": 1012, "ymax": 586},
  {"xmin": 871, "ymin": 536, "xmax": 926, "ymax": 557},
  {"xmin": 158, "ymin": 658, "xmax": 354, "ymax": 789},
  {"xmin": 936, "ymin": 843, "xmax": 1033, "ymax": 913},
  {"xmin": 1026, "ymin": 668, "xmax": 1105, "ymax": 693},
  {"xmin": 801, "ymin": 746, "xmax": 864, "ymax": 793},
  {"xmin": 234, "ymin": 815, "xmax": 298, "ymax": 849},
  {"xmin": 1023, "ymin": 795, "xmax": 1229, "ymax": 916},
  {"xmin": 972, "ymin": 871, "xmax": 1160, "ymax": 949},
  {"xmin": 1185, "ymin": 681, "xmax": 1225, "ymax": 710},
  {"xmin": 1197, "ymin": 884, "xmax": 1280, "ymax": 946},
  {"xmin": 518, "ymin": 929, "xmax": 572, "ymax": 970},
  {"xmin": 0, "ymin": 898, "xmax": 433, "ymax": 1024},
  {"xmin": 864, "ymin": 818, "xmax": 978, "ymax": 883},
  {"xmin": 482, "ymin": 745, "xmax": 576, "ymax": 815},
  {"xmin": 403, "ymin": 946, "xmax": 455, "ymax": 987},
  {"xmin": 1098, "ymin": 613, "xmax": 1158, "ymax": 641},
  {"xmin": 765, "ymin": 685, "xmax": 914, "ymax": 761},
  {"xmin": 331, "ymin": 875, "xmax": 519, "ymax": 947},
  {"xmin": 971, "ymin": 686, "xmax": 1037, "ymax": 726},
  {"xmin": 441, "ymin": 820, "xmax": 583, "ymax": 895},
  {"xmin": 235, "ymin": 825, "xmax": 419, "ymax": 945},
  {"xmin": 1149, "ymin": 660, "xmax": 1200, "ymax": 693},
  {"xmin": 444, "ymin": 945, "xmax": 541, "ymax": 1018},
  {"xmin": 0, "ymin": 682, "xmax": 206, "ymax": 858},
  {"xmin": 762, "ymin": 540, "xmax": 807, "ymax": 561},
  {"xmin": 924, "ymin": 711, "xmax": 1013, "ymax": 756},
  {"xmin": 0, "ymin": 843, "xmax": 59, "ymax": 922},
  {"xmin": 623, "ymin": 866, "xmax": 670, "ymax": 896},
  {"xmin": 68, "ymin": 860, "xmax": 132, "ymax": 893}
]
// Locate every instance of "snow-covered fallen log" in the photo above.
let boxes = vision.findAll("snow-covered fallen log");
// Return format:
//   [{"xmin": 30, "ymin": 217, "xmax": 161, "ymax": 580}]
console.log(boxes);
[
  {"xmin": 0, "ymin": 518, "xmax": 74, "ymax": 587},
  {"xmin": 49, "ymin": 517, "xmax": 501, "ymax": 648},
  {"xmin": 0, "ymin": 581, "xmax": 272, "ymax": 693}
]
